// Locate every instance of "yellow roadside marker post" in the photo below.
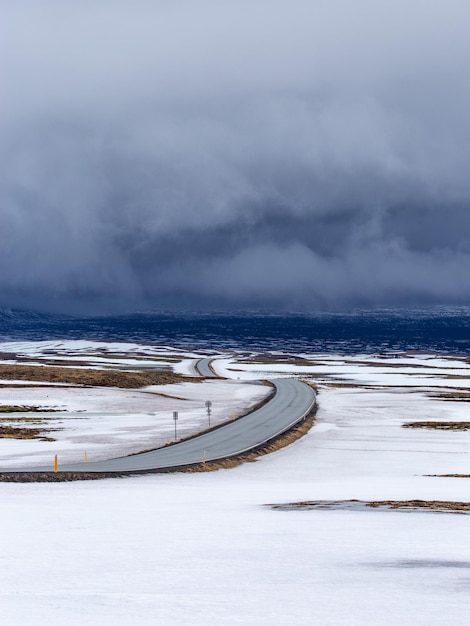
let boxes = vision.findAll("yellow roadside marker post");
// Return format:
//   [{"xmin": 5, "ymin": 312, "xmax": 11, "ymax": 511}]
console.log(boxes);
[
  {"xmin": 53, "ymin": 455, "xmax": 58, "ymax": 473},
  {"xmin": 84, "ymin": 451, "xmax": 89, "ymax": 463},
  {"xmin": 232, "ymin": 413, "xmax": 235, "ymax": 421}
]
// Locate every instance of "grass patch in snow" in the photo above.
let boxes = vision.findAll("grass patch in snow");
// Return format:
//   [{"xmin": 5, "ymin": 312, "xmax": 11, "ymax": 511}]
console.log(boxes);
[
  {"xmin": 430, "ymin": 391, "xmax": 470, "ymax": 401},
  {"xmin": 442, "ymin": 374, "xmax": 470, "ymax": 380},
  {"xmin": 0, "ymin": 425, "xmax": 57, "ymax": 441},
  {"xmin": 270, "ymin": 500, "xmax": 470, "ymax": 514},
  {"xmin": 427, "ymin": 474, "xmax": 470, "ymax": 478},
  {"xmin": 402, "ymin": 421, "xmax": 470, "ymax": 431},
  {"xmin": 0, "ymin": 416, "xmax": 58, "ymax": 423},
  {"xmin": 143, "ymin": 391, "xmax": 189, "ymax": 401},
  {"xmin": 0, "ymin": 405, "xmax": 60, "ymax": 413},
  {"xmin": 0, "ymin": 364, "xmax": 189, "ymax": 388}
]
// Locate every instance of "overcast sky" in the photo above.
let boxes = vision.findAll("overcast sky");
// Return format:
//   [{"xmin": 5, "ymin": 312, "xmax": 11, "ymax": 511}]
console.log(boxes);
[{"xmin": 2, "ymin": 0, "xmax": 470, "ymax": 314}]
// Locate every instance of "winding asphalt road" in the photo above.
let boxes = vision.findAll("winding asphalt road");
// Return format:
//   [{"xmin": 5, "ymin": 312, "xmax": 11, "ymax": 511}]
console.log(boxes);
[
  {"xmin": 195, "ymin": 357, "xmax": 218, "ymax": 377},
  {"xmin": 3, "ymin": 378, "xmax": 316, "ymax": 474}
]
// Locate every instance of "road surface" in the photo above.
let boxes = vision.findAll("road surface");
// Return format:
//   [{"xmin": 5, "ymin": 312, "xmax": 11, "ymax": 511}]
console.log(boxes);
[
  {"xmin": 2, "ymin": 378, "xmax": 316, "ymax": 474},
  {"xmin": 195, "ymin": 357, "xmax": 218, "ymax": 377}
]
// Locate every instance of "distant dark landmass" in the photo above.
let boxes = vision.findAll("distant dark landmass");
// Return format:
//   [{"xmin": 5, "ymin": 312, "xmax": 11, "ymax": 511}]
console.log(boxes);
[{"xmin": 0, "ymin": 308, "xmax": 469, "ymax": 354}]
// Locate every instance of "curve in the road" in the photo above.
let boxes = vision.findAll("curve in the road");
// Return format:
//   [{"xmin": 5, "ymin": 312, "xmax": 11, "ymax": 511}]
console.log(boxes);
[
  {"xmin": 195, "ymin": 357, "xmax": 218, "ymax": 377},
  {"xmin": 2, "ymin": 378, "xmax": 316, "ymax": 474}
]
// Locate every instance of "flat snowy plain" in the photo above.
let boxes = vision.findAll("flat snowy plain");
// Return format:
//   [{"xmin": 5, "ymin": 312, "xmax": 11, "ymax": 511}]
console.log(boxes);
[{"xmin": 1, "ymin": 341, "xmax": 470, "ymax": 625}]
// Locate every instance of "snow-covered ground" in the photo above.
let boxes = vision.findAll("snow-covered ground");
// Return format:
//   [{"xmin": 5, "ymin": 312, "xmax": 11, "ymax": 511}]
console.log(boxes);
[{"xmin": 1, "ymin": 341, "xmax": 470, "ymax": 625}]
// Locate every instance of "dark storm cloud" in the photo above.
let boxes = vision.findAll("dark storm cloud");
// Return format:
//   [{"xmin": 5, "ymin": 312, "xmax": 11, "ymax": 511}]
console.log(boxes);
[{"xmin": 2, "ymin": 0, "xmax": 470, "ymax": 313}]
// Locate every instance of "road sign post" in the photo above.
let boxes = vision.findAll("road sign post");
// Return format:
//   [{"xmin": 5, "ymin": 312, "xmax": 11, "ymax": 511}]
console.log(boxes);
[
  {"xmin": 173, "ymin": 411, "xmax": 178, "ymax": 441},
  {"xmin": 205, "ymin": 400, "xmax": 212, "ymax": 428}
]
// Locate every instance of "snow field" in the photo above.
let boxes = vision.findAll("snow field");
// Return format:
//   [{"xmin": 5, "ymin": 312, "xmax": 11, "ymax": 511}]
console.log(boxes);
[
  {"xmin": 1, "ymin": 471, "xmax": 469, "ymax": 625},
  {"xmin": 1, "ymin": 342, "xmax": 470, "ymax": 625}
]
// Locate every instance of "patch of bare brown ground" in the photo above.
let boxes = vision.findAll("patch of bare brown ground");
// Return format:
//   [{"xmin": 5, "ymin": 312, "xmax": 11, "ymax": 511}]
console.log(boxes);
[
  {"xmin": 0, "ymin": 425, "xmax": 56, "ymax": 441},
  {"xmin": 367, "ymin": 500, "xmax": 470, "ymax": 511},
  {"xmin": 426, "ymin": 474, "xmax": 470, "ymax": 478},
  {"xmin": 269, "ymin": 499, "xmax": 470, "ymax": 513},
  {"xmin": 142, "ymin": 391, "xmax": 188, "ymax": 401},
  {"xmin": 0, "ymin": 405, "xmax": 59, "ymax": 413},
  {"xmin": 0, "ymin": 364, "xmax": 189, "ymax": 388},
  {"xmin": 430, "ymin": 392, "xmax": 470, "ymax": 402},
  {"xmin": 402, "ymin": 421, "xmax": 470, "ymax": 431}
]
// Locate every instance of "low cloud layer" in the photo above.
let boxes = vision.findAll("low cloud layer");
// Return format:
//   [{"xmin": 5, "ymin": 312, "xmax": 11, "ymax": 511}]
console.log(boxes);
[{"xmin": 2, "ymin": 0, "xmax": 470, "ymax": 313}]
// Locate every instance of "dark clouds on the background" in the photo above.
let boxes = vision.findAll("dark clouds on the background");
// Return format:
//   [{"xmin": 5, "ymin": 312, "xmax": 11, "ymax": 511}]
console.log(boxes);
[{"xmin": 2, "ymin": 0, "xmax": 470, "ymax": 313}]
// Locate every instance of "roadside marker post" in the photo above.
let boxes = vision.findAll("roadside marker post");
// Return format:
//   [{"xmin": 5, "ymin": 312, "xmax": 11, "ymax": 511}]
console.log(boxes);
[
  {"xmin": 173, "ymin": 411, "xmax": 178, "ymax": 441},
  {"xmin": 53, "ymin": 455, "xmax": 58, "ymax": 473},
  {"xmin": 202, "ymin": 450, "xmax": 207, "ymax": 464},
  {"xmin": 205, "ymin": 400, "xmax": 212, "ymax": 428},
  {"xmin": 232, "ymin": 412, "xmax": 235, "ymax": 421},
  {"xmin": 84, "ymin": 451, "xmax": 89, "ymax": 462}
]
